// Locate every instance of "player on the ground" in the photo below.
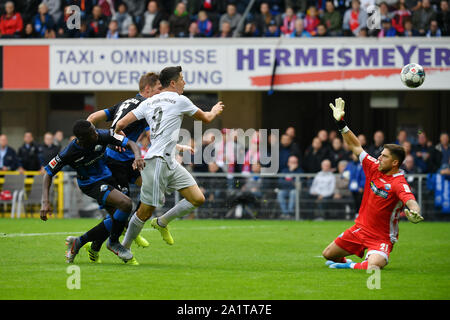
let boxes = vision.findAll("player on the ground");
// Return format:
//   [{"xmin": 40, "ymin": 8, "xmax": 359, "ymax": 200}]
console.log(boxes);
[
  {"xmin": 40, "ymin": 120, "xmax": 145, "ymax": 263},
  {"xmin": 82, "ymin": 72, "xmax": 161, "ymax": 264},
  {"xmin": 322, "ymin": 97, "xmax": 424, "ymax": 270},
  {"xmin": 113, "ymin": 65, "xmax": 224, "ymax": 258}
]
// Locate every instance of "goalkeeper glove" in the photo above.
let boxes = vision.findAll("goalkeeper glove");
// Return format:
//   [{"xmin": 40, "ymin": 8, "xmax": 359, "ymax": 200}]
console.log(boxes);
[
  {"xmin": 329, "ymin": 97, "xmax": 348, "ymax": 132},
  {"xmin": 404, "ymin": 208, "xmax": 424, "ymax": 224}
]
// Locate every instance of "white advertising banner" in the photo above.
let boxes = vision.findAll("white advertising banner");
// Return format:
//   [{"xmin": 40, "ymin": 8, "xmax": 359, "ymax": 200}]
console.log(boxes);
[{"xmin": 47, "ymin": 38, "xmax": 450, "ymax": 91}]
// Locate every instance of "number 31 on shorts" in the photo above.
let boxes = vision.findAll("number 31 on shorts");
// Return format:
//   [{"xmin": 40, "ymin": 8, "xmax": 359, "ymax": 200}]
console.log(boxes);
[{"xmin": 379, "ymin": 243, "xmax": 389, "ymax": 253}]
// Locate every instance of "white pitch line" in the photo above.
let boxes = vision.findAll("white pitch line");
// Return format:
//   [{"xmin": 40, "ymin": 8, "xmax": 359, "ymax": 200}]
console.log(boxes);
[{"xmin": 0, "ymin": 224, "xmax": 273, "ymax": 238}]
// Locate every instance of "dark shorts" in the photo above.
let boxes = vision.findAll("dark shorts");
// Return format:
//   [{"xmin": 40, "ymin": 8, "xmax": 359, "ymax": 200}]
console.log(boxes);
[
  {"xmin": 106, "ymin": 157, "xmax": 141, "ymax": 195},
  {"xmin": 79, "ymin": 176, "xmax": 119, "ymax": 209}
]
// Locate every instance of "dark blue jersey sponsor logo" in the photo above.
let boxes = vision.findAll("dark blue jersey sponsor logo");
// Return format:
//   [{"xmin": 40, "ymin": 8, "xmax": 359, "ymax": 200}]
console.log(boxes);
[{"xmin": 370, "ymin": 181, "xmax": 389, "ymax": 199}]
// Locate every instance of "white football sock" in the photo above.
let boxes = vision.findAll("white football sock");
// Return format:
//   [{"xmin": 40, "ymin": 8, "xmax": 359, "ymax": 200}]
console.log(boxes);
[
  {"xmin": 122, "ymin": 213, "xmax": 145, "ymax": 249},
  {"xmin": 158, "ymin": 199, "xmax": 196, "ymax": 227}
]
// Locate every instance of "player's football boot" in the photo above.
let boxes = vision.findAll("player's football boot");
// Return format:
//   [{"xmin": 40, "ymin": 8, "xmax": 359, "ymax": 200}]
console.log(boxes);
[
  {"xmin": 106, "ymin": 239, "xmax": 133, "ymax": 261},
  {"xmin": 65, "ymin": 236, "xmax": 82, "ymax": 263},
  {"xmin": 84, "ymin": 242, "xmax": 102, "ymax": 263},
  {"xmin": 325, "ymin": 259, "xmax": 352, "ymax": 267},
  {"xmin": 123, "ymin": 256, "xmax": 140, "ymax": 266},
  {"xmin": 329, "ymin": 261, "xmax": 354, "ymax": 269},
  {"xmin": 134, "ymin": 235, "xmax": 150, "ymax": 248},
  {"xmin": 151, "ymin": 218, "xmax": 174, "ymax": 245}
]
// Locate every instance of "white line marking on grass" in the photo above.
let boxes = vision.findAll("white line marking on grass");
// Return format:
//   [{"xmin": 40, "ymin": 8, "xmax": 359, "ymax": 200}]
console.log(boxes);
[{"xmin": 0, "ymin": 224, "xmax": 273, "ymax": 238}]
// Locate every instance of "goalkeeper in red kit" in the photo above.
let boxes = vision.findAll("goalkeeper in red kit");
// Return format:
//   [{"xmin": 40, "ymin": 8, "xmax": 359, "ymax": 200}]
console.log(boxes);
[{"xmin": 322, "ymin": 98, "xmax": 424, "ymax": 270}]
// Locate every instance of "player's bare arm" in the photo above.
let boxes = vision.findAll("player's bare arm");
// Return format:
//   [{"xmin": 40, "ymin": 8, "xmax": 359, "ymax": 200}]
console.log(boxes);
[
  {"xmin": 405, "ymin": 199, "xmax": 424, "ymax": 223},
  {"xmin": 192, "ymin": 101, "xmax": 225, "ymax": 123},
  {"xmin": 124, "ymin": 139, "xmax": 145, "ymax": 171},
  {"xmin": 329, "ymin": 97, "xmax": 363, "ymax": 157},
  {"xmin": 86, "ymin": 110, "xmax": 108, "ymax": 126},
  {"xmin": 115, "ymin": 112, "xmax": 138, "ymax": 134},
  {"xmin": 40, "ymin": 173, "xmax": 53, "ymax": 221}
]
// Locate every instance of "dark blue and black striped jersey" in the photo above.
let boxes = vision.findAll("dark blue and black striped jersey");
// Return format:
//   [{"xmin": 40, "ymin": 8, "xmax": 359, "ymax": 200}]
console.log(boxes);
[
  {"xmin": 44, "ymin": 129, "xmax": 129, "ymax": 186},
  {"xmin": 104, "ymin": 93, "xmax": 149, "ymax": 162}
]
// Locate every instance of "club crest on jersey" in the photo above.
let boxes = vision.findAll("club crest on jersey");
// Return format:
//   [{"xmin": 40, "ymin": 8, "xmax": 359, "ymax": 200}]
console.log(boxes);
[
  {"xmin": 370, "ymin": 181, "xmax": 388, "ymax": 199},
  {"xmin": 100, "ymin": 184, "xmax": 108, "ymax": 192},
  {"xmin": 384, "ymin": 184, "xmax": 391, "ymax": 191},
  {"xmin": 94, "ymin": 145, "xmax": 103, "ymax": 152}
]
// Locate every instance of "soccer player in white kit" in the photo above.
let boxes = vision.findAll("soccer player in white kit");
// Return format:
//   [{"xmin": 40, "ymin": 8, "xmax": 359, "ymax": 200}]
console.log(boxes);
[{"xmin": 114, "ymin": 66, "xmax": 224, "ymax": 257}]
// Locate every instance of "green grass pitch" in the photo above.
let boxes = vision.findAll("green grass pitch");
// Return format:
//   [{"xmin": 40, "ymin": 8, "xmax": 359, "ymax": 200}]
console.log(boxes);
[{"xmin": 0, "ymin": 218, "xmax": 449, "ymax": 300}]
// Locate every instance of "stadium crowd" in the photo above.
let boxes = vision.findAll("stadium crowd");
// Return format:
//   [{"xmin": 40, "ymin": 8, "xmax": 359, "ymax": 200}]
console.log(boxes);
[{"xmin": 0, "ymin": 0, "xmax": 449, "ymax": 39}]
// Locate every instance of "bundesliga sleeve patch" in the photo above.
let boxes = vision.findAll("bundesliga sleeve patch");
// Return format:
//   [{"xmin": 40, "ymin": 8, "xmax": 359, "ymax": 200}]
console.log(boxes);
[
  {"xmin": 113, "ymin": 133, "xmax": 125, "ymax": 141},
  {"xmin": 49, "ymin": 156, "xmax": 60, "ymax": 169},
  {"xmin": 403, "ymin": 184, "xmax": 412, "ymax": 193}
]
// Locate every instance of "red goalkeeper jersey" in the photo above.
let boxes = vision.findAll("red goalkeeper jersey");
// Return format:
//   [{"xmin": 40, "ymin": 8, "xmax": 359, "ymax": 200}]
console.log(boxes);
[{"xmin": 355, "ymin": 151, "xmax": 416, "ymax": 243}]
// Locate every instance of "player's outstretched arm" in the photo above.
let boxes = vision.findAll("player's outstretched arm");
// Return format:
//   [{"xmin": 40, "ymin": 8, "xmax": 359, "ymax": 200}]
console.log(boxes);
[
  {"xmin": 115, "ymin": 112, "xmax": 138, "ymax": 134},
  {"xmin": 125, "ymin": 139, "xmax": 145, "ymax": 171},
  {"xmin": 40, "ymin": 173, "xmax": 53, "ymax": 221},
  {"xmin": 192, "ymin": 101, "xmax": 224, "ymax": 123},
  {"xmin": 329, "ymin": 97, "xmax": 364, "ymax": 157},
  {"xmin": 87, "ymin": 110, "xmax": 108, "ymax": 126},
  {"xmin": 405, "ymin": 199, "xmax": 424, "ymax": 224}
]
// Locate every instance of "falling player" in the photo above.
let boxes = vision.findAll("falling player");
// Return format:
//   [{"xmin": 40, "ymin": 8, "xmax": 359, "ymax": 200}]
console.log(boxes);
[{"xmin": 322, "ymin": 97, "xmax": 424, "ymax": 270}]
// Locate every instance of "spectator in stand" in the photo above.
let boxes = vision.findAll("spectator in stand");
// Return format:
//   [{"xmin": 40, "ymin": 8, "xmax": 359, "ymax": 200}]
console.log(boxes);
[
  {"xmin": 285, "ymin": 0, "xmax": 308, "ymax": 14},
  {"xmin": 367, "ymin": 130, "xmax": 385, "ymax": 158},
  {"xmin": 264, "ymin": 19, "xmax": 281, "ymax": 36},
  {"xmin": 394, "ymin": 129, "xmax": 408, "ymax": 145},
  {"xmin": 357, "ymin": 26, "xmax": 368, "ymax": 36},
  {"xmin": 333, "ymin": 0, "xmax": 353, "ymax": 16},
  {"xmin": 412, "ymin": 0, "xmax": 437, "ymax": 35},
  {"xmin": 378, "ymin": 18, "xmax": 398, "ymax": 36},
  {"xmin": 53, "ymin": 130, "xmax": 64, "ymax": 148},
  {"xmin": 187, "ymin": 20, "xmax": 200, "ymax": 37},
  {"xmin": 279, "ymin": 134, "xmax": 302, "ymax": 172},
  {"xmin": 290, "ymin": 17, "xmax": 312, "ymax": 36},
  {"xmin": 435, "ymin": 132, "xmax": 450, "ymax": 167},
  {"xmin": 33, "ymin": 2, "xmax": 56, "ymax": 38},
  {"xmin": 333, "ymin": 160, "xmax": 352, "ymax": 218},
  {"xmin": 280, "ymin": 6, "xmax": 297, "ymax": 36},
  {"xmin": 197, "ymin": 10, "xmax": 213, "ymax": 37},
  {"xmin": 317, "ymin": 129, "xmax": 332, "ymax": 152},
  {"xmin": 18, "ymin": 132, "xmax": 42, "ymax": 172},
  {"xmin": 309, "ymin": 159, "xmax": 335, "ymax": 220},
  {"xmin": 303, "ymin": 137, "xmax": 330, "ymax": 173},
  {"xmin": 401, "ymin": 154, "xmax": 421, "ymax": 173},
  {"xmin": 437, "ymin": 0, "xmax": 450, "ymax": 35},
  {"xmin": 402, "ymin": 17, "xmax": 420, "ymax": 35},
  {"xmin": 403, "ymin": 140, "xmax": 413, "ymax": 157},
  {"xmin": 23, "ymin": 22, "xmax": 36, "ymax": 38},
  {"xmin": 379, "ymin": 2, "xmax": 393, "ymax": 20},
  {"xmin": 328, "ymin": 130, "xmax": 338, "ymax": 145},
  {"xmin": 413, "ymin": 131, "xmax": 439, "ymax": 173},
  {"xmin": 304, "ymin": 5, "xmax": 321, "ymax": 35},
  {"xmin": 392, "ymin": 0, "xmax": 412, "ymax": 34},
  {"xmin": 219, "ymin": 3, "xmax": 242, "ymax": 34},
  {"xmin": 39, "ymin": 132, "xmax": 61, "ymax": 168},
  {"xmin": 329, "ymin": 137, "xmax": 351, "ymax": 169},
  {"xmin": 140, "ymin": 0, "xmax": 165, "ymax": 37},
  {"xmin": 321, "ymin": 1, "xmax": 343, "ymax": 36},
  {"xmin": 243, "ymin": 20, "xmax": 261, "ymax": 36},
  {"xmin": 169, "ymin": 1, "xmax": 191, "ymax": 37},
  {"xmin": 359, "ymin": 0, "xmax": 375, "ymax": 12},
  {"xmin": 121, "ymin": 0, "xmax": 146, "ymax": 23},
  {"xmin": 97, "ymin": 0, "xmax": 116, "ymax": 18},
  {"xmin": 316, "ymin": 22, "xmax": 329, "ymax": 35},
  {"xmin": 158, "ymin": 20, "xmax": 172, "ymax": 38},
  {"xmin": 87, "ymin": 5, "xmax": 108, "ymax": 37},
  {"xmin": 277, "ymin": 155, "xmax": 303, "ymax": 219},
  {"xmin": 127, "ymin": 23, "xmax": 140, "ymax": 37},
  {"xmin": 0, "ymin": 1, "xmax": 23, "ymax": 38},
  {"xmin": 256, "ymin": 2, "xmax": 282, "ymax": 35},
  {"xmin": 218, "ymin": 20, "xmax": 232, "ymax": 37},
  {"xmin": 113, "ymin": 2, "xmax": 133, "ymax": 37},
  {"xmin": 106, "ymin": 19, "xmax": 119, "ymax": 38},
  {"xmin": 403, "ymin": 0, "xmax": 421, "ymax": 11},
  {"xmin": 343, "ymin": 0, "xmax": 368, "ymax": 36},
  {"xmin": 242, "ymin": 131, "xmax": 261, "ymax": 174},
  {"xmin": 358, "ymin": 133, "xmax": 367, "ymax": 149},
  {"xmin": 426, "ymin": 19, "xmax": 442, "ymax": 35},
  {"xmin": 42, "ymin": 0, "xmax": 62, "ymax": 25},
  {"xmin": 0, "ymin": 134, "xmax": 19, "ymax": 171},
  {"xmin": 345, "ymin": 153, "xmax": 365, "ymax": 214},
  {"xmin": 57, "ymin": 6, "xmax": 81, "ymax": 38}
]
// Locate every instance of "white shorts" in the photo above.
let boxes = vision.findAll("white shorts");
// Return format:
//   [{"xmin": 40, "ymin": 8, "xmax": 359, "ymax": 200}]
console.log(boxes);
[{"xmin": 140, "ymin": 157, "xmax": 196, "ymax": 207}]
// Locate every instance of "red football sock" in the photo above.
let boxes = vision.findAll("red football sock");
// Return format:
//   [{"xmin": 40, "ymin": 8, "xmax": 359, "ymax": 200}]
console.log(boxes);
[{"xmin": 352, "ymin": 260, "xmax": 369, "ymax": 269}]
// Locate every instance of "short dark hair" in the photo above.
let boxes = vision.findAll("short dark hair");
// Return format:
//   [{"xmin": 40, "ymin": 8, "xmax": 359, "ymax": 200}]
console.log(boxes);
[
  {"xmin": 73, "ymin": 120, "xmax": 92, "ymax": 138},
  {"xmin": 139, "ymin": 72, "xmax": 159, "ymax": 91},
  {"xmin": 384, "ymin": 144, "xmax": 406, "ymax": 166},
  {"xmin": 159, "ymin": 66, "xmax": 182, "ymax": 88}
]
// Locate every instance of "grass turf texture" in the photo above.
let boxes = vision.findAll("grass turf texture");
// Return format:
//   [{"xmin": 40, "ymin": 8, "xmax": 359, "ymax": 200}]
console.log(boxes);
[{"xmin": 0, "ymin": 218, "xmax": 449, "ymax": 300}]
